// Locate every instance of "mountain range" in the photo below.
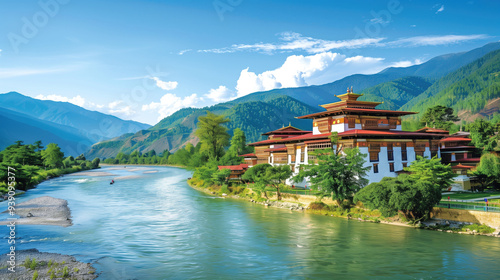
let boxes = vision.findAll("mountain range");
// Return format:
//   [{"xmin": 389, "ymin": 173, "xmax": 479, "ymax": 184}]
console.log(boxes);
[
  {"xmin": 2, "ymin": 42, "xmax": 499, "ymax": 159},
  {"xmin": 0, "ymin": 92, "xmax": 150, "ymax": 156},
  {"xmin": 86, "ymin": 42, "xmax": 500, "ymax": 159}
]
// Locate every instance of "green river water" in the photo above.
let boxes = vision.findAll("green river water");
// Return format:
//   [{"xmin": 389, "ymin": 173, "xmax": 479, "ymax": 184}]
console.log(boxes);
[{"xmin": 1, "ymin": 166, "xmax": 499, "ymax": 279}]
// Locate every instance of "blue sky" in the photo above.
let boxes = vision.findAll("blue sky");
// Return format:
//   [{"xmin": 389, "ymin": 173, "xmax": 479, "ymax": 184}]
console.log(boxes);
[{"xmin": 0, "ymin": 0, "xmax": 498, "ymax": 125}]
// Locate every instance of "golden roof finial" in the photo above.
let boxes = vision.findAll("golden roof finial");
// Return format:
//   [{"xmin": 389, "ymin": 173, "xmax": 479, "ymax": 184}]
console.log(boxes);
[
  {"xmin": 347, "ymin": 87, "xmax": 350, "ymax": 93},
  {"xmin": 351, "ymin": 86, "xmax": 353, "ymax": 93}
]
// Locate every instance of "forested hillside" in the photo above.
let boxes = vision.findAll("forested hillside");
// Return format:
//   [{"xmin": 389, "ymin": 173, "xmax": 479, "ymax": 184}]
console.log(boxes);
[
  {"xmin": 86, "ymin": 95, "xmax": 319, "ymax": 159},
  {"xmin": 402, "ymin": 49, "xmax": 500, "ymax": 120},
  {"xmin": 357, "ymin": 76, "xmax": 432, "ymax": 111}
]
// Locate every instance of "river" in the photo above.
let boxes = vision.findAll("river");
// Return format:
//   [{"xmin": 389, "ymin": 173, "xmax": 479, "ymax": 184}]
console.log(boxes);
[{"xmin": 1, "ymin": 166, "xmax": 500, "ymax": 279}]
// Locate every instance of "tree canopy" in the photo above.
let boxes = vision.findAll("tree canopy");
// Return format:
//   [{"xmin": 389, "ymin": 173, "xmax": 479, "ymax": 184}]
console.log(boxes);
[
  {"xmin": 41, "ymin": 143, "xmax": 65, "ymax": 169},
  {"xmin": 420, "ymin": 105, "xmax": 460, "ymax": 130},
  {"xmin": 195, "ymin": 112, "xmax": 230, "ymax": 160},
  {"xmin": 466, "ymin": 118, "xmax": 499, "ymax": 153},
  {"xmin": 294, "ymin": 148, "xmax": 370, "ymax": 207}
]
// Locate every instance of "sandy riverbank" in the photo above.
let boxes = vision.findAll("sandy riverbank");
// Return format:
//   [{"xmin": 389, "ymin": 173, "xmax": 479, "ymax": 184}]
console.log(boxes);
[
  {"xmin": 0, "ymin": 196, "xmax": 72, "ymax": 227},
  {"xmin": 0, "ymin": 249, "xmax": 97, "ymax": 279}
]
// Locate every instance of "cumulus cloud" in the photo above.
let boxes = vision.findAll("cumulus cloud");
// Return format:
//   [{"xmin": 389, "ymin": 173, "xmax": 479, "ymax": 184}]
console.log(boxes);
[
  {"xmin": 205, "ymin": 86, "xmax": 236, "ymax": 102},
  {"xmin": 142, "ymin": 93, "xmax": 201, "ymax": 121},
  {"xmin": 235, "ymin": 52, "xmax": 388, "ymax": 97},
  {"xmin": 35, "ymin": 94, "xmax": 87, "ymax": 107},
  {"xmin": 151, "ymin": 77, "xmax": 178, "ymax": 90}
]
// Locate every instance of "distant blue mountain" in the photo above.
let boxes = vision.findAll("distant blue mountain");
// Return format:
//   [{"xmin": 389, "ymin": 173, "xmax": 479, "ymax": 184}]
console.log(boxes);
[
  {"xmin": 229, "ymin": 42, "xmax": 500, "ymax": 108},
  {"xmin": 0, "ymin": 92, "xmax": 150, "ymax": 156}
]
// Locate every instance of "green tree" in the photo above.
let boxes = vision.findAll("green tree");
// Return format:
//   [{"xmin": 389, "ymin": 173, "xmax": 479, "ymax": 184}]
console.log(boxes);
[
  {"xmin": 466, "ymin": 118, "xmax": 499, "ymax": 153},
  {"xmin": 405, "ymin": 156, "xmax": 456, "ymax": 190},
  {"xmin": 355, "ymin": 174, "xmax": 443, "ymax": 221},
  {"xmin": 264, "ymin": 165, "xmax": 292, "ymax": 201},
  {"xmin": 420, "ymin": 105, "xmax": 459, "ymax": 130},
  {"xmin": 195, "ymin": 112, "xmax": 230, "ymax": 160},
  {"xmin": 475, "ymin": 153, "xmax": 500, "ymax": 189},
  {"xmin": 389, "ymin": 174, "xmax": 441, "ymax": 221},
  {"xmin": 294, "ymin": 148, "xmax": 370, "ymax": 207},
  {"xmin": 91, "ymin": 158, "xmax": 100, "ymax": 169},
  {"xmin": 354, "ymin": 177, "xmax": 395, "ymax": 216},
  {"xmin": 213, "ymin": 168, "xmax": 231, "ymax": 185},
  {"xmin": 242, "ymin": 163, "xmax": 271, "ymax": 183},
  {"xmin": 41, "ymin": 143, "xmax": 64, "ymax": 169}
]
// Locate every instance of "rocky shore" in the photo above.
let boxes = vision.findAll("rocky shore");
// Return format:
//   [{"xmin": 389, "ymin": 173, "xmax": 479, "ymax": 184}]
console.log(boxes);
[
  {"xmin": 0, "ymin": 249, "xmax": 97, "ymax": 280},
  {"xmin": 0, "ymin": 196, "xmax": 72, "ymax": 227}
]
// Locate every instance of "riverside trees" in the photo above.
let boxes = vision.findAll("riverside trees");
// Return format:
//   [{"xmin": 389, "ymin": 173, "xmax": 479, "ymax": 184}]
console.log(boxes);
[
  {"xmin": 354, "ymin": 156, "xmax": 455, "ymax": 221},
  {"xmin": 0, "ymin": 141, "xmax": 100, "ymax": 193}
]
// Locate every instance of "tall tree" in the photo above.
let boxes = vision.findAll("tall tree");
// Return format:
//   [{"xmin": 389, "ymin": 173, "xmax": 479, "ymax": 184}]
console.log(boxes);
[
  {"xmin": 420, "ymin": 105, "xmax": 459, "ymax": 130},
  {"xmin": 263, "ymin": 165, "xmax": 292, "ymax": 201},
  {"xmin": 41, "ymin": 143, "xmax": 65, "ymax": 169},
  {"xmin": 294, "ymin": 148, "xmax": 370, "ymax": 207},
  {"xmin": 405, "ymin": 156, "xmax": 456, "ymax": 190},
  {"xmin": 195, "ymin": 112, "xmax": 230, "ymax": 160},
  {"xmin": 466, "ymin": 118, "xmax": 499, "ymax": 153}
]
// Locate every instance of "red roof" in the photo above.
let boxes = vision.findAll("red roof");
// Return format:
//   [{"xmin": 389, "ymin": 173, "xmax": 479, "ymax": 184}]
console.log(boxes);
[
  {"xmin": 249, "ymin": 129, "xmax": 445, "ymax": 146},
  {"xmin": 238, "ymin": 153, "xmax": 256, "ymax": 158},
  {"xmin": 452, "ymin": 164, "xmax": 475, "ymax": 169},
  {"xmin": 440, "ymin": 137, "xmax": 472, "ymax": 142},
  {"xmin": 262, "ymin": 126, "xmax": 311, "ymax": 135},
  {"xmin": 440, "ymin": 146, "xmax": 475, "ymax": 150},
  {"xmin": 218, "ymin": 164, "xmax": 249, "ymax": 171},
  {"xmin": 296, "ymin": 108, "xmax": 417, "ymax": 119}
]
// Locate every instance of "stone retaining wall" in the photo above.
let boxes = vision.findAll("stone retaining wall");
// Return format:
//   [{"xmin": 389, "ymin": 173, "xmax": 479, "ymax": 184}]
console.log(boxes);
[{"xmin": 431, "ymin": 207, "xmax": 500, "ymax": 229}]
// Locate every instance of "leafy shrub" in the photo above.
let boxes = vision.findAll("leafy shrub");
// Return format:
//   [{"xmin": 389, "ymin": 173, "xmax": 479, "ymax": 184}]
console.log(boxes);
[
  {"xmin": 220, "ymin": 185, "xmax": 229, "ymax": 195},
  {"xmin": 32, "ymin": 270, "xmax": 38, "ymax": 280},
  {"xmin": 309, "ymin": 201, "xmax": 327, "ymax": 210},
  {"xmin": 30, "ymin": 258, "xmax": 37, "ymax": 270},
  {"xmin": 463, "ymin": 224, "xmax": 495, "ymax": 234},
  {"xmin": 62, "ymin": 266, "xmax": 69, "ymax": 277}
]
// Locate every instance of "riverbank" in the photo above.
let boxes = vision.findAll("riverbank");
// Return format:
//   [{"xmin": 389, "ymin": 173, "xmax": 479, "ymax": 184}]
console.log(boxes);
[
  {"xmin": 187, "ymin": 180, "xmax": 500, "ymax": 237},
  {"xmin": 0, "ymin": 249, "xmax": 97, "ymax": 280},
  {"xmin": 0, "ymin": 196, "xmax": 72, "ymax": 227}
]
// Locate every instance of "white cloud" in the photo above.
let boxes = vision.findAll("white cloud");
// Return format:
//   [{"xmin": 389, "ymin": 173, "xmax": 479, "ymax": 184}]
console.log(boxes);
[
  {"xmin": 178, "ymin": 49, "xmax": 191, "ymax": 55},
  {"xmin": 235, "ymin": 52, "xmax": 388, "ymax": 97},
  {"xmin": 151, "ymin": 77, "xmax": 178, "ymax": 90},
  {"xmin": 205, "ymin": 86, "xmax": 236, "ymax": 102},
  {"xmin": 35, "ymin": 94, "xmax": 86, "ymax": 107},
  {"xmin": 388, "ymin": 59, "xmax": 423, "ymax": 68},
  {"xmin": 436, "ymin": 5, "xmax": 445, "ymax": 14},
  {"xmin": 410, "ymin": 24, "xmax": 416, "ymax": 28},
  {"xmin": 199, "ymin": 32, "xmax": 384, "ymax": 54},
  {"xmin": 197, "ymin": 32, "xmax": 489, "ymax": 55},
  {"xmin": 0, "ymin": 67, "xmax": 70, "ymax": 78},
  {"xmin": 388, "ymin": 34, "xmax": 489, "ymax": 47},
  {"xmin": 142, "ymin": 93, "xmax": 201, "ymax": 121}
]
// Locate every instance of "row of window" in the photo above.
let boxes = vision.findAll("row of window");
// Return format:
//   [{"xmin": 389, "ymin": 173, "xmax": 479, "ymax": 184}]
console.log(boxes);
[{"xmin": 373, "ymin": 162, "xmax": 407, "ymax": 173}]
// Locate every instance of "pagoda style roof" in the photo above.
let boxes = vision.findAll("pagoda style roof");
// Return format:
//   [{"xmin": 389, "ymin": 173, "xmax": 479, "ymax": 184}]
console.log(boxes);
[
  {"xmin": 296, "ymin": 107, "xmax": 417, "ymax": 119},
  {"xmin": 295, "ymin": 90, "xmax": 416, "ymax": 119},
  {"xmin": 262, "ymin": 125, "xmax": 310, "ymax": 136}
]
